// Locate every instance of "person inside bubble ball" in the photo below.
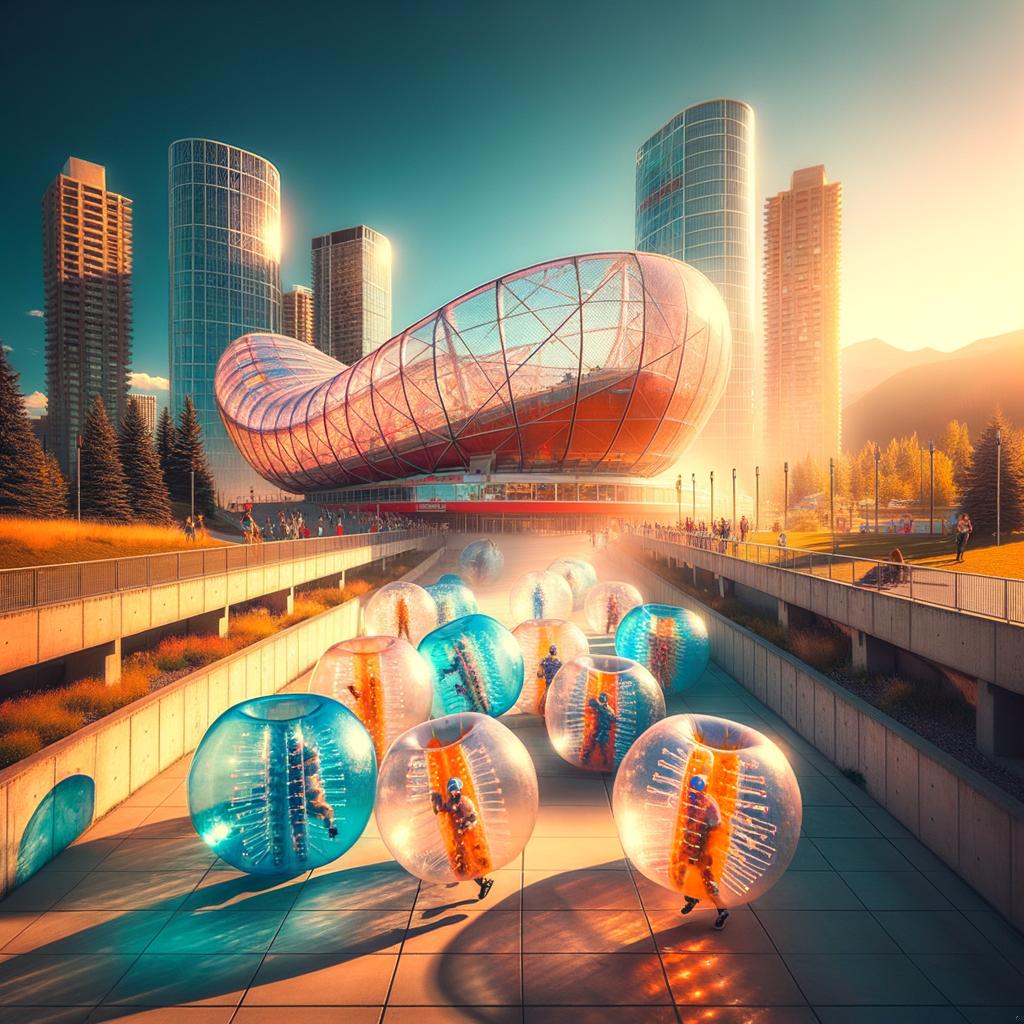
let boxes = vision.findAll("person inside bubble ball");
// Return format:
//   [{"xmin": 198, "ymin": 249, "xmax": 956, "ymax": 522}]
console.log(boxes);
[
  {"xmin": 300, "ymin": 744, "xmax": 339, "ymax": 840},
  {"xmin": 581, "ymin": 691, "xmax": 618, "ymax": 765},
  {"xmin": 431, "ymin": 776, "xmax": 494, "ymax": 899},
  {"xmin": 680, "ymin": 774, "xmax": 729, "ymax": 930},
  {"xmin": 531, "ymin": 582, "xmax": 545, "ymax": 619},
  {"xmin": 442, "ymin": 638, "xmax": 483, "ymax": 705},
  {"xmin": 396, "ymin": 596, "xmax": 411, "ymax": 641},
  {"xmin": 605, "ymin": 591, "xmax": 622, "ymax": 633},
  {"xmin": 537, "ymin": 644, "xmax": 562, "ymax": 713}
]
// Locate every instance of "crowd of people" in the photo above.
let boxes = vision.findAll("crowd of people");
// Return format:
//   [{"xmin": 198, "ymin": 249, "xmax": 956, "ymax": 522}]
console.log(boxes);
[{"xmin": 622, "ymin": 515, "xmax": 753, "ymax": 554}]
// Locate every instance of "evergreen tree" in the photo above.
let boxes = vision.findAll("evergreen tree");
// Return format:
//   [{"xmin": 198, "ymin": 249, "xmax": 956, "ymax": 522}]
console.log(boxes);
[
  {"xmin": 38, "ymin": 452, "xmax": 68, "ymax": 519},
  {"xmin": 961, "ymin": 410, "xmax": 1024, "ymax": 536},
  {"xmin": 155, "ymin": 406, "xmax": 177, "ymax": 490},
  {"xmin": 168, "ymin": 396, "xmax": 217, "ymax": 515},
  {"xmin": 79, "ymin": 395, "xmax": 132, "ymax": 521},
  {"xmin": 0, "ymin": 345, "xmax": 63, "ymax": 518},
  {"xmin": 941, "ymin": 419, "xmax": 972, "ymax": 492},
  {"xmin": 120, "ymin": 399, "xmax": 172, "ymax": 523}
]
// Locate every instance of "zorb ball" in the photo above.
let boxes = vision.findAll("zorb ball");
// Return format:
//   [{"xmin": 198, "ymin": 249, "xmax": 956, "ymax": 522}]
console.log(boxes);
[
  {"xmin": 510, "ymin": 570, "xmax": 573, "ymax": 623},
  {"xmin": 545, "ymin": 654, "xmax": 665, "ymax": 772},
  {"xmin": 308, "ymin": 636, "xmax": 433, "ymax": 761},
  {"xmin": 419, "ymin": 613, "xmax": 524, "ymax": 718},
  {"xmin": 585, "ymin": 581, "xmax": 643, "ymax": 635},
  {"xmin": 615, "ymin": 603, "xmax": 710, "ymax": 692},
  {"xmin": 613, "ymin": 714, "xmax": 802, "ymax": 908},
  {"xmin": 188, "ymin": 694, "xmax": 376, "ymax": 876},
  {"xmin": 376, "ymin": 712, "xmax": 539, "ymax": 884},
  {"xmin": 425, "ymin": 579, "xmax": 478, "ymax": 626},
  {"xmin": 548, "ymin": 557, "xmax": 598, "ymax": 608},
  {"xmin": 364, "ymin": 581, "xmax": 438, "ymax": 644},
  {"xmin": 458, "ymin": 540, "xmax": 504, "ymax": 585},
  {"xmin": 438, "ymin": 573, "xmax": 465, "ymax": 585},
  {"xmin": 512, "ymin": 618, "xmax": 590, "ymax": 715}
]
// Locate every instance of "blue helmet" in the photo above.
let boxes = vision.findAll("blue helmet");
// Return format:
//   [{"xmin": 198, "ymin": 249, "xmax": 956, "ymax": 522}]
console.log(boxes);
[
  {"xmin": 689, "ymin": 774, "xmax": 708, "ymax": 792},
  {"xmin": 446, "ymin": 777, "xmax": 464, "ymax": 794}
]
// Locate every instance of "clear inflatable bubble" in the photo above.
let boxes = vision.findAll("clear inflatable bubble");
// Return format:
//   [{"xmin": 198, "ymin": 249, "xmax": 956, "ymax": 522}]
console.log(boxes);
[
  {"xmin": 419, "ymin": 613, "xmax": 524, "ymax": 718},
  {"xmin": 584, "ymin": 581, "xmax": 644, "ymax": 634},
  {"xmin": 612, "ymin": 714, "xmax": 802, "ymax": 907},
  {"xmin": 438, "ymin": 573, "xmax": 465, "ymax": 586},
  {"xmin": 615, "ymin": 603, "xmax": 710, "ymax": 692},
  {"xmin": 364, "ymin": 581, "xmax": 438, "ymax": 643},
  {"xmin": 511, "ymin": 618, "xmax": 590, "ymax": 715},
  {"xmin": 509, "ymin": 570, "xmax": 574, "ymax": 623},
  {"xmin": 458, "ymin": 540, "xmax": 505, "ymax": 585},
  {"xmin": 425, "ymin": 579, "xmax": 479, "ymax": 625},
  {"xmin": 376, "ymin": 712, "xmax": 539, "ymax": 884},
  {"xmin": 545, "ymin": 654, "xmax": 666, "ymax": 772},
  {"xmin": 308, "ymin": 635, "xmax": 434, "ymax": 760},
  {"xmin": 548, "ymin": 557, "xmax": 598, "ymax": 608},
  {"xmin": 188, "ymin": 694, "xmax": 376, "ymax": 875}
]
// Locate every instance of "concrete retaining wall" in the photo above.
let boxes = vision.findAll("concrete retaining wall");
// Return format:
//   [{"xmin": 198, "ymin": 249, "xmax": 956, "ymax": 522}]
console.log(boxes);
[
  {"xmin": 0, "ymin": 543, "xmax": 446, "ymax": 899},
  {"xmin": 616, "ymin": 551, "xmax": 1024, "ymax": 932}
]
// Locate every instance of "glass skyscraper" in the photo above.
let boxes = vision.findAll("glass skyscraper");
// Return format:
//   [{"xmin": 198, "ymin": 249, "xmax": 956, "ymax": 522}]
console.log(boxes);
[
  {"xmin": 169, "ymin": 139, "xmax": 282, "ymax": 504},
  {"xmin": 636, "ymin": 99, "xmax": 756, "ymax": 469}
]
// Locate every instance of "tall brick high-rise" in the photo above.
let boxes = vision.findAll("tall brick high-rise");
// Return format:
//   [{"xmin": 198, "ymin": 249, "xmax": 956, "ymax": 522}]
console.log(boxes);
[
  {"xmin": 282, "ymin": 285, "xmax": 314, "ymax": 345},
  {"xmin": 43, "ymin": 158, "xmax": 132, "ymax": 476},
  {"xmin": 763, "ymin": 165, "xmax": 842, "ymax": 466}
]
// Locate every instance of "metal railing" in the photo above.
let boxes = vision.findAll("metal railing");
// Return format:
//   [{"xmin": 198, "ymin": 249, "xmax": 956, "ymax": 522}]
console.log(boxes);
[
  {"xmin": 630, "ymin": 531, "xmax": 1024, "ymax": 626},
  {"xmin": 0, "ymin": 529, "xmax": 437, "ymax": 615}
]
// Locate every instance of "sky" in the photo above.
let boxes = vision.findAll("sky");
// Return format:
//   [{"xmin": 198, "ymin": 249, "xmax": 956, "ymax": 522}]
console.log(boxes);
[{"xmin": 1, "ymin": 0, "xmax": 1022, "ymax": 411}]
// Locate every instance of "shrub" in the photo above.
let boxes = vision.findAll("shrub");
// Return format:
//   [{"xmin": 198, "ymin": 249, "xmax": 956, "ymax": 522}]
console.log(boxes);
[
  {"xmin": 231, "ymin": 609, "xmax": 278, "ymax": 642},
  {"xmin": 840, "ymin": 767, "xmax": 867, "ymax": 788},
  {"xmin": 0, "ymin": 730, "xmax": 44, "ymax": 769},
  {"xmin": 61, "ymin": 671, "xmax": 152, "ymax": 718},
  {"xmin": 788, "ymin": 627, "xmax": 850, "ymax": 672},
  {"xmin": 875, "ymin": 674, "xmax": 973, "ymax": 727},
  {"xmin": 153, "ymin": 634, "xmax": 235, "ymax": 672},
  {"xmin": 0, "ymin": 695, "xmax": 85, "ymax": 744}
]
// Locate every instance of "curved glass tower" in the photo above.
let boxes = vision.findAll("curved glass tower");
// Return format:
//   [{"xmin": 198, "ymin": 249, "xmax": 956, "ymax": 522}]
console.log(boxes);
[
  {"xmin": 636, "ymin": 99, "xmax": 756, "ymax": 470},
  {"xmin": 169, "ymin": 139, "xmax": 282, "ymax": 504}
]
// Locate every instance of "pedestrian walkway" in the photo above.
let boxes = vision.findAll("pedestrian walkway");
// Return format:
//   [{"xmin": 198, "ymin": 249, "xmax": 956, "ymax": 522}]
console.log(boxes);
[{"xmin": 0, "ymin": 535, "xmax": 1021, "ymax": 1022}]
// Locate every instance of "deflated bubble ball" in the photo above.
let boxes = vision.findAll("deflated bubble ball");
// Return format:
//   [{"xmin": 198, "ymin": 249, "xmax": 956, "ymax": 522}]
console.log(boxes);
[
  {"xmin": 188, "ymin": 694, "xmax": 376, "ymax": 875},
  {"xmin": 545, "ymin": 654, "xmax": 665, "ymax": 772},
  {"xmin": 376, "ymin": 712, "xmax": 538, "ymax": 883},
  {"xmin": 511, "ymin": 618, "xmax": 590, "ymax": 715},
  {"xmin": 364, "ymin": 581, "xmax": 438, "ymax": 644},
  {"xmin": 612, "ymin": 714, "xmax": 802, "ymax": 906},
  {"xmin": 308, "ymin": 635, "xmax": 433, "ymax": 760},
  {"xmin": 510, "ymin": 570, "xmax": 573, "ymax": 623},
  {"xmin": 548, "ymin": 557, "xmax": 598, "ymax": 608},
  {"xmin": 584, "ymin": 581, "xmax": 643, "ymax": 634},
  {"xmin": 425, "ymin": 579, "xmax": 479, "ymax": 626},
  {"xmin": 419, "ymin": 613, "xmax": 524, "ymax": 717},
  {"xmin": 458, "ymin": 540, "xmax": 504, "ymax": 585},
  {"xmin": 615, "ymin": 603, "xmax": 710, "ymax": 692}
]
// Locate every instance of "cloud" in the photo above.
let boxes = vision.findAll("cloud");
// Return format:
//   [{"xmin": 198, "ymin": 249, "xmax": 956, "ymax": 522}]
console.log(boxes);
[
  {"xmin": 23, "ymin": 391, "xmax": 47, "ymax": 416},
  {"xmin": 128, "ymin": 371, "xmax": 169, "ymax": 391},
  {"xmin": 26, "ymin": 309, "xmax": 44, "ymax": 318}
]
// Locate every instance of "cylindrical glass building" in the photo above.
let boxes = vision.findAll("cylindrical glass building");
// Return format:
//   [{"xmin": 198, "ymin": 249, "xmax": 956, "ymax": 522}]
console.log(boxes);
[
  {"xmin": 169, "ymin": 139, "xmax": 282, "ymax": 505},
  {"xmin": 636, "ymin": 99, "xmax": 756, "ymax": 471}
]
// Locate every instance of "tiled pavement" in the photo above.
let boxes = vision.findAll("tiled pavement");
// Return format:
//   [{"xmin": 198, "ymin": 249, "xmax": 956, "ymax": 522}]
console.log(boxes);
[{"xmin": 0, "ymin": 535, "xmax": 1022, "ymax": 1022}]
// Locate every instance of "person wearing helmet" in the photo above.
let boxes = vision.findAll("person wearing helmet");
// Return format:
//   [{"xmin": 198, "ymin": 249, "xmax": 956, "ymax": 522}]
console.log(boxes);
[
  {"xmin": 431, "ymin": 776, "xmax": 494, "ymax": 900},
  {"xmin": 680, "ymin": 773, "xmax": 728, "ymax": 929},
  {"xmin": 581, "ymin": 691, "xmax": 618, "ymax": 765},
  {"xmin": 605, "ymin": 591, "xmax": 622, "ymax": 634},
  {"xmin": 537, "ymin": 644, "xmax": 562, "ymax": 713}
]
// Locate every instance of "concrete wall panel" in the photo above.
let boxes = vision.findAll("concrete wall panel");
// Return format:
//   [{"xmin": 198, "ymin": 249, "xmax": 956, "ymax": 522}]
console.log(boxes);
[
  {"xmin": 94, "ymin": 717, "xmax": 131, "ymax": 816},
  {"xmin": 1012, "ymin": 816, "xmax": 1024, "ymax": 930},
  {"xmin": 0, "ymin": 610, "xmax": 38, "ymax": 674},
  {"xmin": 226, "ymin": 571, "xmax": 246, "ymax": 607},
  {"xmin": 228, "ymin": 658, "xmax": 246, "ymax": 707},
  {"xmin": 149, "ymin": 583, "xmax": 179, "ymax": 629},
  {"xmin": 37, "ymin": 602, "xmax": 84, "ymax": 663},
  {"xmin": 834, "ymin": 696, "xmax": 859, "ymax": 772},
  {"xmin": 919, "ymin": 754, "xmax": 959, "ymax": 867},
  {"xmin": 858, "ymin": 713, "xmax": 887, "ymax": 804},
  {"xmin": 780, "ymin": 662, "xmax": 796, "ymax": 724},
  {"xmin": 796, "ymin": 672, "xmax": 815, "ymax": 742},
  {"xmin": 846, "ymin": 586, "xmax": 874, "ymax": 634},
  {"xmin": 958, "ymin": 783, "xmax": 1011, "ymax": 911},
  {"xmin": 910, "ymin": 603, "xmax": 996, "ymax": 682},
  {"xmin": 994, "ymin": 622, "xmax": 1024, "ymax": 696},
  {"xmin": 885, "ymin": 732, "xmax": 920, "ymax": 833},
  {"xmin": 204, "ymin": 575, "xmax": 227, "ymax": 611},
  {"xmin": 82, "ymin": 594, "xmax": 120, "ymax": 648},
  {"xmin": 208, "ymin": 665, "xmax": 229, "ymax": 722},
  {"xmin": 129, "ymin": 704, "xmax": 160, "ymax": 791},
  {"xmin": 178, "ymin": 579, "xmax": 204, "ymax": 619},
  {"xmin": 764, "ymin": 654, "xmax": 781, "ymax": 712},
  {"xmin": 872, "ymin": 594, "xmax": 912, "ymax": 649},
  {"xmin": 813, "ymin": 684, "xmax": 836, "ymax": 761},
  {"xmin": 245, "ymin": 649, "xmax": 261, "ymax": 699},
  {"xmin": 120, "ymin": 590, "xmax": 151, "ymax": 638},
  {"xmin": 5, "ymin": 758, "xmax": 56, "ymax": 890},
  {"xmin": 158, "ymin": 689, "xmax": 185, "ymax": 771},
  {"xmin": 183, "ymin": 675, "xmax": 209, "ymax": 752}
]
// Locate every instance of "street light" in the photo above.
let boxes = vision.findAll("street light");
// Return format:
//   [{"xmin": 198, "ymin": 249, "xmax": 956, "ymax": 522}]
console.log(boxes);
[
  {"xmin": 996, "ymin": 429, "xmax": 1002, "ymax": 546},
  {"xmin": 75, "ymin": 434, "xmax": 82, "ymax": 522},
  {"xmin": 874, "ymin": 445, "xmax": 880, "ymax": 532},
  {"xmin": 710, "ymin": 470, "xmax": 715, "ymax": 522},
  {"xmin": 675, "ymin": 473, "xmax": 682, "ymax": 527},
  {"xmin": 783, "ymin": 461, "xmax": 789, "ymax": 530},
  {"xmin": 829, "ymin": 457, "xmax": 836, "ymax": 553},
  {"xmin": 731, "ymin": 467, "xmax": 737, "ymax": 532},
  {"xmin": 928, "ymin": 440, "xmax": 935, "ymax": 535},
  {"xmin": 691, "ymin": 472, "xmax": 696, "ymax": 523},
  {"xmin": 755, "ymin": 465, "xmax": 760, "ymax": 532},
  {"xmin": 190, "ymin": 466, "xmax": 195, "ymax": 521}
]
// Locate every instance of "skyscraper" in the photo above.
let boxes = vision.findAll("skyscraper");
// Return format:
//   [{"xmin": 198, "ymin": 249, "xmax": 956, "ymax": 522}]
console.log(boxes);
[
  {"xmin": 43, "ymin": 157, "xmax": 132, "ymax": 476},
  {"xmin": 312, "ymin": 225, "xmax": 391, "ymax": 365},
  {"xmin": 129, "ymin": 393, "xmax": 157, "ymax": 436},
  {"xmin": 636, "ymin": 99, "xmax": 757, "ymax": 469},
  {"xmin": 169, "ymin": 139, "xmax": 281, "ymax": 503},
  {"xmin": 282, "ymin": 284, "xmax": 314, "ymax": 345},
  {"xmin": 763, "ymin": 165, "xmax": 842, "ymax": 465}
]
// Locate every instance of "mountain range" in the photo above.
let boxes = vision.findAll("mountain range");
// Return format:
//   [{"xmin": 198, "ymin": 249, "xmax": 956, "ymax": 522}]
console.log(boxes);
[{"xmin": 841, "ymin": 329, "xmax": 1024, "ymax": 451}]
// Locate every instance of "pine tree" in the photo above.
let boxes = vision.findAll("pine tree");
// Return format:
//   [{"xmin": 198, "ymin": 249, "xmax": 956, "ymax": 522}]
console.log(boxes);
[
  {"xmin": 961, "ymin": 410, "xmax": 1024, "ymax": 536},
  {"xmin": 155, "ymin": 406, "xmax": 177, "ymax": 491},
  {"xmin": 941, "ymin": 419, "xmax": 972, "ymax": 492},
  {"xmin": 0, "ymin": 345, "xmax": 62, "ymax": 518},
  {"xmin": 120, "ymin": 399, "xmax": 172, "ymax": 523},
  {"xmin": 79, "ymin": 395, "xmax": 132, "ymax": 521},
  {"xmin": 38, "ymin": 452, "xmax": 68, "ymax": 519},
  {"xmin": 168, "ymin": 396, "xmax": 217, "ymax": 515}
]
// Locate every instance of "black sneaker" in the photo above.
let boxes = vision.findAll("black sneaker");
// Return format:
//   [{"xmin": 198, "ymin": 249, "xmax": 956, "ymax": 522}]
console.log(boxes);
[
  {"xmin": 477, "ymin": 877, "xmax": 494, "ymax": 900},
  {"xmin": 680, "ymin": 896, "xmax": 700, "ymax": 916},
  {"xmin": 714, "ymin": 909, "xmax": 730, "ymax": 930}
]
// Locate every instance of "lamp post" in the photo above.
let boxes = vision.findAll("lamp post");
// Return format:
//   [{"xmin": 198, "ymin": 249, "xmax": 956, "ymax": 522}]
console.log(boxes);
[
  {"xmin": 710, "ymin": 470, "xmax": 715, "ymax": 522},
  {"xmin": 829, "ymin": 457, "xmax": 836, "ymax": 553},
  {"xmin": 731, "ymin": 467, "xmax": 737, "ymax": 534},
  {"xmin": 190, "ymin": 467, "xmax": 195, "ymax": 521},
  {"xmin": 996, "ymin": 429, "xmax": 1002, "ymax": 546},
  {"xmin": 76, "ymin": 434, "xmax": 82, "ymax": 522},
  {"xmin": 675, "ymin": 473, "xmax": 682, "ymax": 527},
  {"xmin": 919, "ymin": 448, "xmax": 924, "ymax": 505},
  {"xmin": 783, "ymin": 461, "xmax": 789, "ymax": 530},
  {"xmin": 691, "ymin": 472, "xmax": 696, "ymax": 523},
  {"xmin": 755, "ymin": 464, "xmax": 760, "ymax": 532},
  {"xmin": 874, "ymin": 445, "xmax": 880, "ymax": 532},
  {"xmin": 928, "ymin": 440, "xmax": 935, "ymax": 535}
]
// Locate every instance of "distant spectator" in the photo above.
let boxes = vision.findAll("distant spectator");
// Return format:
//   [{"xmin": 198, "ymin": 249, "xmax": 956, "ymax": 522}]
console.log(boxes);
[
  {"xmin": 955, "ymin": 513, "xmax": 973, "ymax": 563},
  {"xmin": 184, "ymin": 516, "xmax": 196, "ymax": 542}
]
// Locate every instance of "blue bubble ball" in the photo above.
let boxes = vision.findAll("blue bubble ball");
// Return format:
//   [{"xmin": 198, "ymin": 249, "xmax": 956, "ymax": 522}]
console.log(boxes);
[
  {"xmin": 458, "ymin": 540, "xmax": 504, "ymax": 585},
  {"xmin": 188, "ymin": 694, "xmax": 377, "ymax": 875},
  {"xmin": 614, "ymin": 603, "xmax": 710, "ymax": 692},
  {"xmin": 425, "ymin": 580, "xmax": 479, "ymax": 625},
  {"xmin": 438, "ymin": 573, "xmax": 465, "ymax": 586},
  {"xmin": 419, "ymin": 613, "xmax": 524, "ymax": 717}
]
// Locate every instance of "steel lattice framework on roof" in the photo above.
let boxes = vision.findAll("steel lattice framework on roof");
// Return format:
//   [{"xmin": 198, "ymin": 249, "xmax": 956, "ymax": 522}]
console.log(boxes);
[{"xmin": 214, "ymin": 251, "xmax": 731, "ymax": 493}]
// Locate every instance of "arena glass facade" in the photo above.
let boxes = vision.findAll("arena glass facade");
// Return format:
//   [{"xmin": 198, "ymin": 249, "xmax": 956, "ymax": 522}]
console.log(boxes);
[{"xmin": 215, "ymin": 251, "xmax": 731, "ymax": 524}]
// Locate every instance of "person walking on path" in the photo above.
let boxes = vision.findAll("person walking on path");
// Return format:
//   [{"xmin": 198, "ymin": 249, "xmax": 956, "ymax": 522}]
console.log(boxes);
[{"xmin": 955, "ymin": 513, "xmax": 973, "ymax": 562}]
